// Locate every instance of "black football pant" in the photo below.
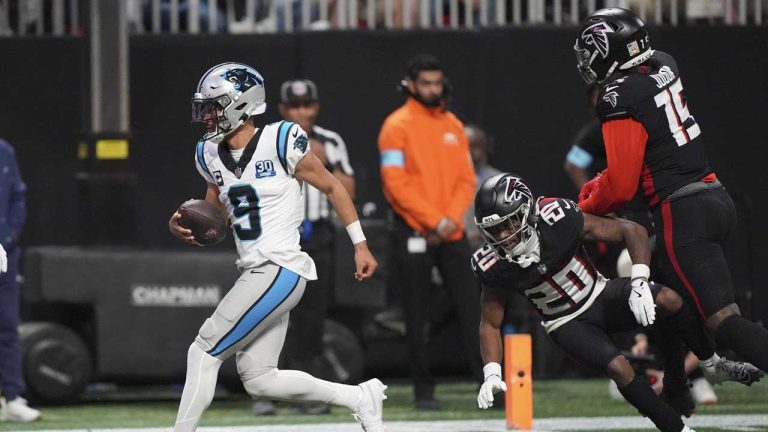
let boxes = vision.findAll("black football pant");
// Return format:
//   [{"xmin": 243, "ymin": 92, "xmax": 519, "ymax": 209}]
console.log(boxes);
[
  {"xmin": 391, "ymin": 217, "xmax": 483, "ymax": 401},
  {"xmin": 284, "ymin": 221, "xmax": 335, "ymax": 380},
  {"xmin": 653, "ymin": 186, "xmax": 737, "ymax": 319},
  {"xmin": 551, "ymin": 279, "xmax": 698, "ymax": 432},
  {"xmin": 653, "ymin": 186, "xmax": 768, "ymax": 371}
]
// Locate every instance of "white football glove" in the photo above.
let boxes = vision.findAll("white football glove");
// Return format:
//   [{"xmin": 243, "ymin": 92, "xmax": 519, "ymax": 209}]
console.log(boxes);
[
  {"xmin": 628, "ymin": 264, "xmax": 656, "ymax": 326},
  {"xmin": 0, "ymin": 244, "xmax": 6, "ymax": 274},
  {"xmin": 477, "ymin": 362, "xmax": 507, "ymax": 409}
]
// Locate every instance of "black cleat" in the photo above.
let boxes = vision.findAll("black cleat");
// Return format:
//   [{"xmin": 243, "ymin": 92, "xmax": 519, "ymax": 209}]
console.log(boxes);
[{"xmin": 704, "ymin": 357, "xmax": 765, "ymax": 386}]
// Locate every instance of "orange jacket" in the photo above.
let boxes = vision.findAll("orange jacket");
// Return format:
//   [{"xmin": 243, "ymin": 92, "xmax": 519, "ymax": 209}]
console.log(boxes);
[{"xmin": 378, "ymin": 98, "xmax": 476, "ymax": 241}]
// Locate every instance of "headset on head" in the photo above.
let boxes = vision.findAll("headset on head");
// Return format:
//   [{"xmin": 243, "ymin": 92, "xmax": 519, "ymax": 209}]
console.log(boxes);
[{"xmin": 397, "ymin": 75, "xmax": 453, "ymax": 100}]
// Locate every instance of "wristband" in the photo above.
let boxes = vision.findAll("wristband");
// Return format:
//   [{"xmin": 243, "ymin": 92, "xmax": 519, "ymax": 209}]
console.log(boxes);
[
  {"xmin": 482, "ymin": 362, "xmax": 502, "ymax": 381},
  {"xmin": 631, "ymin": 263, "xmax": 651, "ymax": 282},
  {"xmin": 345, "ymin": 220, "xmax": 366, "ymax": 244}
]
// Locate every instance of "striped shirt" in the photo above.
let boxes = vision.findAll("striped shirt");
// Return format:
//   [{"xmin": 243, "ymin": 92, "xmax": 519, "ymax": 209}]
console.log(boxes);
[{"xmin": 304, "ymin": 125, "xmax": 354, "ymax": 222}]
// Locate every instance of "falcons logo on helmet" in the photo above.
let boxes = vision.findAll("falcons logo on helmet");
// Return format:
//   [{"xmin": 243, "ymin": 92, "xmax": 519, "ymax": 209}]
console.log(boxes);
[
  {"xmin": 603, "ymin": 91, "xmax": 619, "ymax": 108},
  {"xmin": 581, "ymin": 21, "xmax": 614, "ymax": 59},
  {"xmin": 503, "ymin": 176, "xmax": 532, "ymax": 203}
]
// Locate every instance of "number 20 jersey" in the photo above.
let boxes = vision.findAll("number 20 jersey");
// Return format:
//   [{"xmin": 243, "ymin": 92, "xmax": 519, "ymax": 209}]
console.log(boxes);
[
  {"xmin": 596, "ymin": 50, "xmax": 713, "ymax": 208},
  {"xmin": 471, "ymin": 198, "xmax": 607, "ymax": 333},
  {"xmin": 194, "ymin": 121, "xmax": 317, "ymax": 280}
]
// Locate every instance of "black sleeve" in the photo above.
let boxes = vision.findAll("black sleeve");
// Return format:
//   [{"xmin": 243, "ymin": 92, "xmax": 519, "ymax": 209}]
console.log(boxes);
[
  {"xmin": 471, "ymin": 244, "xmax": 516, "ymax": 289},
  {"xmin": 538, "ymin": 198, "xmax": 584, "ymax": 244},
  {"xmin": 595, "ymin": 75, "xmax": 655, "ymax": 122}
]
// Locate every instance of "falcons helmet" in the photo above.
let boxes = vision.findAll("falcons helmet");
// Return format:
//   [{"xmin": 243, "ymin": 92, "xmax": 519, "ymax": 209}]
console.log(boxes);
[{"xmin": 574, "ymin": 8, "xmax": 653, "ymax": 85}]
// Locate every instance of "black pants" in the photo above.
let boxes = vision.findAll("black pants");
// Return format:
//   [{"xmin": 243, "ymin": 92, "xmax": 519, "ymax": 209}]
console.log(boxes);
[
  {"xmin": 551, "ymin": 278, "xmax": 662, "ymax": 371},
  {"xmin": 284, "ymin": 220, "xmax": 335, "ymax": 379},
  {"xmin": 653, "ymin": 186, "xmax": 737, "ymax": 320},
  {"xmin": 391, "ymin": 217, "xmax": 483, "ymax": 400}
]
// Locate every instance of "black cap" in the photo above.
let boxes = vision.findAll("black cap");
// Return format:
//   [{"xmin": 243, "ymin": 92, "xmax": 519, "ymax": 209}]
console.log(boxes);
[{"xmin": 280, "ymin": 79, "xmax": 319, "ymax": 103}]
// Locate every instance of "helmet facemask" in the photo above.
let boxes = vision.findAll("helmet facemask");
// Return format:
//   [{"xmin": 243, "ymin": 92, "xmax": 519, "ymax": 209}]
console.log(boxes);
[
  {"xmin": 191, "ymin": 95, "xmax": 234, "ymax": 142},
  {"xmin": 476, "ymin": 201, "xmax": 541, "ymax": 268}
]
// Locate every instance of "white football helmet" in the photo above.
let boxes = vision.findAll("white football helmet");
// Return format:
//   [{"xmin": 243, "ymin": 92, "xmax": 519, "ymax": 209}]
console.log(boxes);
[{"xmin": 192, "ymin": 62, "xmax": 266, "ymax": 143}]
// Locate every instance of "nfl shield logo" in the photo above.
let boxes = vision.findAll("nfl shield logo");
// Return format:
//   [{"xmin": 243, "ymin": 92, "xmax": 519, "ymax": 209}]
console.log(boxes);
[
  {"xmin": 627, "ymin": 41, "xmax": 640, "ymax": 56},
  {"xmin": 234, "ymin": 167, "xmax": 243, "ymax": 178}
]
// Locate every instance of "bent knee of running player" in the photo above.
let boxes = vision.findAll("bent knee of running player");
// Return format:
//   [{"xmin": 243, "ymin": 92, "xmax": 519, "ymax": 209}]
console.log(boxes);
[{"xmin": 606, "ymin": 355, "xmax": 636, "ymax": 386}]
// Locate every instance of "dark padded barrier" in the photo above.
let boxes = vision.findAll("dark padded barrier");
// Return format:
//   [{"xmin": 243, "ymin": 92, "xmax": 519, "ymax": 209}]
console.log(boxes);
[{"xmin": 24, "ymin": 247, "xmax": 240, "ymax": 378}]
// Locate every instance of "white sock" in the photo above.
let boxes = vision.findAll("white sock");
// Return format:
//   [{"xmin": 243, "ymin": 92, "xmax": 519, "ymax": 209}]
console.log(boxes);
[
  {"xmin": 243, "ymin": 369, "xmax": 362, "ymax": 410},
  {"xmin": 174, "ymin": 344, "xmax": 223, "ymax": 432},
  {"xmin": 699, "ymin": 353, "xmax": 721, "ymax": 374}
]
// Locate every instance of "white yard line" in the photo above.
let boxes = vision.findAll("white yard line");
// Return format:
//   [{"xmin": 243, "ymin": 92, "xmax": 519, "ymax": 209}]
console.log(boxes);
[{"xmin": 10, "ymin": 414, "xmax": 768, "ymax": 432}]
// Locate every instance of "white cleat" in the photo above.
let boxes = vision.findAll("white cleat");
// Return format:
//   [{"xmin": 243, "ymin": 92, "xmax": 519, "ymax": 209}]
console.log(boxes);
[
  {"xmin": 0, "ymin": 397, "xmax": 41, "ymax": 422},
  {"xmin": 353, "ymin": 378, "xmax": 387, "ymax": 432},
  {"xmin": 681, "ymin": 426, "xmax": 697, "ymax": 432}
]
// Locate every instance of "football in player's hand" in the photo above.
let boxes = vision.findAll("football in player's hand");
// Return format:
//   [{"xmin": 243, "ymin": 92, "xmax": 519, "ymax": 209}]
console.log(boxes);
[{"xmin": 178, "ymin": 199, "xmax": 228, "ymax": 246}]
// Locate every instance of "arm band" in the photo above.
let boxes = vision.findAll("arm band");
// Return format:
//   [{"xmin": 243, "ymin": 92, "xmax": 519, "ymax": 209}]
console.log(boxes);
[
  {"xmin": 631, "ymin": 263, "xmax": 650, "ymax": 282},
  {"xmin": 346, "ymin": 220, "xmax": 367, "ymax": 244}
]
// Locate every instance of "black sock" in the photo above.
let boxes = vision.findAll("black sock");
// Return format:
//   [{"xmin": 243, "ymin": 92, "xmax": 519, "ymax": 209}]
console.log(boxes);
[
  {"xmin": 715, "ymin": 315, "xmax": 768, "ymax": 371},
  {"xmin": 663, "ymin": 302, "xmax": 715, "ymax": 361},
  {"xmin": 688, "ymin": 366, "xmax": 704, "ymax": 380},
  {"xmin": 657, "ymin": 324, "xmax": 688, "ymax": 390},
  {"xmin": 618, "ymin": 375, "xmax": 685, "ymax": 432}
]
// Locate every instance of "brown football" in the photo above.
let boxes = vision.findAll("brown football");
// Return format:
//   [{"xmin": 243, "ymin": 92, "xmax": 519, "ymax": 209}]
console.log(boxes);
[{"xmin": 178, "ymin": 199, "xmax": 228, "ymax": 246}]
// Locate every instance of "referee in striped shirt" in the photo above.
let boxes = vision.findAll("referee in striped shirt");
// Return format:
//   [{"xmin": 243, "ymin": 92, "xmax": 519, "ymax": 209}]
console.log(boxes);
[{"xmin": 277, "ymin": 79, "xmax": 355, "ymax": 414}]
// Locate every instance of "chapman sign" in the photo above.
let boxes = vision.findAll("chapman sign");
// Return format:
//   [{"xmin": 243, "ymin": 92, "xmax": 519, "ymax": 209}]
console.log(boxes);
[{"xmin": 130, "ymin": 284, "xmax": 222, "ymax": 307}]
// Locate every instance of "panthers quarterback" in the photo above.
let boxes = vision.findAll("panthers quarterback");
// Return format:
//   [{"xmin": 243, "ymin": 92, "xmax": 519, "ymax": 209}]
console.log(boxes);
[
  {"xmin": 472, "ymin": 174, "xmax": 761, "ymax": 432},
  {"xmin": 168, "ymin": 62, "xmax": 386, "ymax": 432}
]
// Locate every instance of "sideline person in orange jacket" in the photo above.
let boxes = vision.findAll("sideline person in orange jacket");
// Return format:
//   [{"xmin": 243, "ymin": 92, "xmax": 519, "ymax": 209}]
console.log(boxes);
[{"xmin": 378, "ymin": 54, "xmax": 482, "ymax": 410}]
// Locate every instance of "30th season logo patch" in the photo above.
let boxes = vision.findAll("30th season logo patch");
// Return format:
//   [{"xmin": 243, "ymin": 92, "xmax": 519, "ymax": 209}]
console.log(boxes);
[{"xmin": 255, "ymin": 160, "xmax": 276, "ymax": 178}]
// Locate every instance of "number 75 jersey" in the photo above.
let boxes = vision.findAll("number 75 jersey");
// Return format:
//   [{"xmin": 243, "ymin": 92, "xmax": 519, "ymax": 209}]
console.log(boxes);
[
  {"xmin": 471, "ymin": 198, "xmax": 607, "ymax": 333},
  {"xmin": 194, "ymin": 121, "xmax": 317, "ymax": 280},
  {"xmin": 596, "ymin": 50, "xmax": 713, "ymax": 207}
]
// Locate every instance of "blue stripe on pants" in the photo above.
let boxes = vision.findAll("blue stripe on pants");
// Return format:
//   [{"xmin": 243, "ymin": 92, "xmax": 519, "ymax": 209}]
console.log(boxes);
[{"xmin": 207, "ymin": 267, "xmax": 300, "ymax": 357}]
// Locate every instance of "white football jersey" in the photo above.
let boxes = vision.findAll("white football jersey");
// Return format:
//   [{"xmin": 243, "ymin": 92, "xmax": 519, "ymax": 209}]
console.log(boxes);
[{"xmin": 194, "ymin": 121, "xmax": 317, "ymax": 280}]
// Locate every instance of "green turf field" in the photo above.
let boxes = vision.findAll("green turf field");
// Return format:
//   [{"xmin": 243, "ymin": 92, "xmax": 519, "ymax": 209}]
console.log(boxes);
[{"xmin": 1, "ymin": 379, "xmax": 765, "ymax": 431}]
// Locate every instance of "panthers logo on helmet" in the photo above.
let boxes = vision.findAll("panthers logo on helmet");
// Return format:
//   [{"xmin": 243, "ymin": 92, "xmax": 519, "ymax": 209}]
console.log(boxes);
[
  {"xmin": 581, "ymin": 21, "xmax": 614, "ymax": 59},
  {"xmin": 503, "ymin": 176, "xmax": 532, "ymax": 203},
  {"xmin": 221, "ymin": 68, "xmax": 264, "ymax": 92}
]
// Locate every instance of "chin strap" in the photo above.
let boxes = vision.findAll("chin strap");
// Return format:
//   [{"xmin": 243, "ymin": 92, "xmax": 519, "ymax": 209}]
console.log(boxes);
[{"xmin": 511, "ymin": 230, "xmax": 541, "ymax": 268}]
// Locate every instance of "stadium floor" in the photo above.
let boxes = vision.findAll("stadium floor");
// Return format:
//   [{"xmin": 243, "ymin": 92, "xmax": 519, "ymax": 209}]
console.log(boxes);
[{"xmin": 9, "ymin": 415, "xmax": 768, "ymax": 432}]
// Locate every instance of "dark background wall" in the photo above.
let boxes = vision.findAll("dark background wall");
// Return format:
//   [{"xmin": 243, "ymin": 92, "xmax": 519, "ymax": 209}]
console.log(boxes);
[{"xmin": 1, "ymin": 27, "xmax": 766, "ymax": 321}]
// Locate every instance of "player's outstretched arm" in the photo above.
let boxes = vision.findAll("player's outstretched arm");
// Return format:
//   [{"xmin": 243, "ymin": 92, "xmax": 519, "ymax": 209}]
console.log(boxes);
[
  {"xmin": 295, "ymin": 153, "xmax": 378, "ymax": 281},
  {"xmin": 581, "ymin": 213, "xmax": 650, "ymax": 268},
  {"xmin": 478, "ymin": 286, "xmax": 507, "ymax": 409},
  {"xmin": 582, "ymin": 213, "xmax": 656, "ymax": 326}
]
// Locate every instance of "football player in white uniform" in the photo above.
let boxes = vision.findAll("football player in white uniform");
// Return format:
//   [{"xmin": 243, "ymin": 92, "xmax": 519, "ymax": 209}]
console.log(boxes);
[{"xmin": 168, "ymin": 63, "xmax": 386, "ymax": 432}]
